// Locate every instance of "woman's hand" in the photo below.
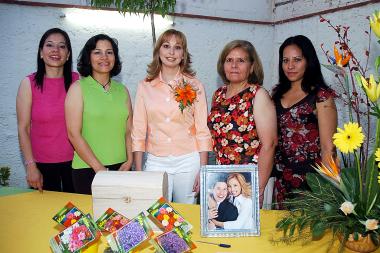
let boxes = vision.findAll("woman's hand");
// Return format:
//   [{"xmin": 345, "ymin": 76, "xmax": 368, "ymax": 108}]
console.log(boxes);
[
  {"xmin": 208, "ymin": 220, "xmax": 216, "ymax": 230},
  {"xmin": 93, "ymin": 165, "xmax": 107, "ymax": 173},
  {"xmin": 26, "ymin": 163, "xmax": 43, "ymax": 192},
  {"xmin": 211, "ymin": 219, "xmax": 224, "ymax": 228},
  {"xmin": 119, "ymin": 161, "xmax": 132, "ymax": 171},
  {"xmin": 192, "ymin": 170, "xmax": 200, "ymax": 195},
  {"xmin": 208, "ymin": 208, "xmax": 218, "ymax": 219}
]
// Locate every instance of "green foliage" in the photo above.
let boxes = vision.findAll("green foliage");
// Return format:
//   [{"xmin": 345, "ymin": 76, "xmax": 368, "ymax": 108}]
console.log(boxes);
[
  {"xmin": 90, "ymin": 0, "xmax": 177, "ymax": 44},
  {"xmin": 274, "ymin": 169, "xmax": 380, "ymax": 252},
  {"xmin": 90, "ymin": 0, "xmax": 176, "ymax": 17},
  {"xmin": 375, "ymin": 56, "xmax": 380, "ymax": 73},
  {"xmin": 364, "ymin": 154, "xmax": 379, "ymax": 214},
  {"xmin": 0, "ymin": 166, "xmax": 10, "ymax": 186}
]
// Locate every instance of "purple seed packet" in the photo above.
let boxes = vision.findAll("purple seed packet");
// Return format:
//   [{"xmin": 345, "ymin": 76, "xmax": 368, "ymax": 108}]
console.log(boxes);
[
  {"xmin": 155, "ymin": 227, "xmax": 196, "ymax": 253},
  {"xmin": 106, "ymin": 212, "xmax": 153, "ymax": 253}
]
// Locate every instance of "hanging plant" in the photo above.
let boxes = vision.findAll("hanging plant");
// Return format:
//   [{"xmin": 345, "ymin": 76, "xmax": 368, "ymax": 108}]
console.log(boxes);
[{"xmin": 90, "ymin": 0, "xmax": 176, "ymax": 45}]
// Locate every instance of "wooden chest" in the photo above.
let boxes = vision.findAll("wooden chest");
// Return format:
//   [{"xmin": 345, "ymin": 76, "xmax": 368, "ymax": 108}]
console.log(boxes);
[{"xmin": 91, "ymin": 171, "xmax": 168, "ymax": 230}]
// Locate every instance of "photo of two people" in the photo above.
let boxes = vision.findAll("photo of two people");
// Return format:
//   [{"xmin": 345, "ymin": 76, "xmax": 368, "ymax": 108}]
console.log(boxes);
[{"xmin": 207, "ymin": 172, "xmax": 253, "ymax": 230}]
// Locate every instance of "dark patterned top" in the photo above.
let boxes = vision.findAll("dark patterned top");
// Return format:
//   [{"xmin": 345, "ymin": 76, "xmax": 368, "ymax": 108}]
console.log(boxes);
[
  {"xmin": 273, "ymin": 87, "xmax": 335, "ymax": 209},
  {"xmin": 207, "ymin": 84, "xmax": 261, "ymax": 165}
]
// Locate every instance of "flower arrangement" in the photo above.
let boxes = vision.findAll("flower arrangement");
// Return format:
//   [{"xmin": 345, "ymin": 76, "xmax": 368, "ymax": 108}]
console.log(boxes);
[
  {"xmin": 169, "ymin": 79, "xmax": 197, "ymax": 113},
  {"xmin": 274, "ymin": 12, "xmax": 380, "ymax": 252}
]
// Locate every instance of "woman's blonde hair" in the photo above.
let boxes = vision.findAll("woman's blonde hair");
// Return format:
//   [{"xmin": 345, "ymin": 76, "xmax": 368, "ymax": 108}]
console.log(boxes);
[
  {"xmin": 217, "ymin": 40, "xmax": 264, "ymax": 85},
  {"xmin": 146, "ymin": 29, "xmax": 195, "ymax": 81},
  {"xmin": 227, "ymin": 173, "xmax": 252, "ymax": 198}
]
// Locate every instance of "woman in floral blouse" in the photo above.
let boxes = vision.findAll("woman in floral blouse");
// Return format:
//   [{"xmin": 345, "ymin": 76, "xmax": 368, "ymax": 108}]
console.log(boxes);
[
  {"xmin": 207, "ymin": 40, "xmax": 277, "ymax": 206},
  {"xmin": 271, "ymin": 35, "xmax": 337, "ymax": 209}
]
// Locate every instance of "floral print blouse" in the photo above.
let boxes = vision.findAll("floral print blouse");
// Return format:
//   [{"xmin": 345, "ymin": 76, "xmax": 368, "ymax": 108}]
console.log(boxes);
[
  {"xmin": 207, "ymin": 85, "xmax": 261, "ymax": 165},
  {"xmin": 273, "ymin": 87, "xmax": 335, "ymax": 209}
]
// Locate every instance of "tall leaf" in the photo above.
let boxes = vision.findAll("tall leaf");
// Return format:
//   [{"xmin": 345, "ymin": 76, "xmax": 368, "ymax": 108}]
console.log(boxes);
[
  {"xmin": 340, "ymin": 167, "xmax": 359, "ymax": 202},
  {"xmin": 364, "ymin": 153, "xmax": 379, "ymax": 213}
]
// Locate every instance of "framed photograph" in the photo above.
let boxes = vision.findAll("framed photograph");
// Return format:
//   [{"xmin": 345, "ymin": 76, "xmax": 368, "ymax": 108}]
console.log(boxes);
[{"xmin": 200, "ymin": 165, "xmax": 260, "ymax": 237}]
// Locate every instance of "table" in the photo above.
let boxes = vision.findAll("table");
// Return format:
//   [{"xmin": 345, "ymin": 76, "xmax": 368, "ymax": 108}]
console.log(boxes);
[{"xmin": 0, "ymin": 190, "xmax": 357, "ymax": 253}]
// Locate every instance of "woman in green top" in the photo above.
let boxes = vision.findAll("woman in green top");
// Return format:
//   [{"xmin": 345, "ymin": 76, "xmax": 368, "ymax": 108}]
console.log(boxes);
[{"xmin": 65, "ymin": 34, "xmax": 133, "ymax": 194}]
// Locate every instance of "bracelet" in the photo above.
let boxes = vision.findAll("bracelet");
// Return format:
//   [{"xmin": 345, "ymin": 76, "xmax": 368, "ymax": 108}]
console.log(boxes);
[{"xmin": 24, "ymin": 159, "xmax": 35, "ymax": 166}]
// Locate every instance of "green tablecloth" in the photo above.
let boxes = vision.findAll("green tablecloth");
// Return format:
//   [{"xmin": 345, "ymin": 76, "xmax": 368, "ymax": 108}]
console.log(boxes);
[{"xmin": 0, "ymin": 186, "xmax": 34, "ymax": 196}]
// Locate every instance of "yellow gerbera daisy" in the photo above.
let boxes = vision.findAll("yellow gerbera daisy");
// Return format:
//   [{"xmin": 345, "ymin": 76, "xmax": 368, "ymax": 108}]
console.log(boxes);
[
  {"xmin": 333, "ymin": 122, "xmax": 365, "ymax": 154},
  {"xmin": 376, "ymin": 148, "xmax": 380, "ymax": 169}
]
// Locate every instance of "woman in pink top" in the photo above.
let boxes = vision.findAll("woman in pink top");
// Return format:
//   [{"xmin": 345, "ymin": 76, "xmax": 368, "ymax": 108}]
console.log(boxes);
[
  {"xmin": 132, "ymin": 29, "xmax": 212, "ymax": 204},
  {"xmin": 16, "ymin": 28, "xmax": 79, "ymax": 192}
]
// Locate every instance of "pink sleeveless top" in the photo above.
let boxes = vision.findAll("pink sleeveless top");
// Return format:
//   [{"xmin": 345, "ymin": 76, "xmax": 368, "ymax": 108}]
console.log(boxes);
[{"xmin": 29, "ymin": 72, "xmax": 79, "ymax": 163}]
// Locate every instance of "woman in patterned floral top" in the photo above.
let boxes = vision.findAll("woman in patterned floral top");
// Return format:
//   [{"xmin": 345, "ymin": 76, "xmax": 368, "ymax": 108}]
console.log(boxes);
[
  {"xmin": 271, "ymin": 35, "xmax": 337, "ymax": 209},
  {"xmin": 207, "ymin": 40, "xmax": 277, "ymax": 206}
]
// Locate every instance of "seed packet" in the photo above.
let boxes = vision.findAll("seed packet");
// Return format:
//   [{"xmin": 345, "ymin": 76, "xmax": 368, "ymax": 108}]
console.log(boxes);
[
  {"xmin": 52, "ymin": 202, "xmax": 85, "ymax": 228},
  {"xmin": 106, "ymin": 212, "xmax": 153, "ymax": 253},
  {"xmin": 147, "ymin": 197, "xmax": 193, "ymax": 233},
  {"xmin": 50, "ymin": 214, "xmax": 100, "ymax": 253},
  {"xmin": 96, "ymin": 208, "xmax": 130, "ymax": 233},
  {"xmin": 154, "ymin": 227, "xmax": 196, "ymax": 253}
]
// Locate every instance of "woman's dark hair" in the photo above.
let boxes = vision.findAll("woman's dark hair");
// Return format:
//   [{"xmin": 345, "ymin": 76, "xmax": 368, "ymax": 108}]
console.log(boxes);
[
  {"xmin": 272, "ymin": 35, "xmax": 329, "ymax": 100},
  {"xmin": 34, "ymin": 28, "xmax": 73, "ymax": 92},
  {"xmin": 77, "ymin": 34, "xmax": 121, "ymax": 77}
]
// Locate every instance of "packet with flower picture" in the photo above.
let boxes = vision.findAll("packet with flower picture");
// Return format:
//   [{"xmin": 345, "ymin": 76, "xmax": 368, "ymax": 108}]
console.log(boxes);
[
  {"xmin": 147, "ymin": 197, "xmax": 193, "ymax": 233},
  {"xmin": 50, "ymin": 214, "xmax": 100, "ymax": 253},
  {"xmin": 106, "ymin": 212, "xmax": 154, "ymax": 253},
  {"xmin": 152, "ymin": 227, "xmax": 196, "ymax": 253},
  {"xmin": 52, "ymin": 202, "xmax": 85, "ymax": 228},
  {"xmin": 95, "ymin": 208, "xmax": 130, "ymax": 233}
]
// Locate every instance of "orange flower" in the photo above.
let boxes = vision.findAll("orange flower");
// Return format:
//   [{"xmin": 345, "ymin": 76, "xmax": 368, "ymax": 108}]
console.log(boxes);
[
  {"xmin": 175, "ymin": 84, "xmax": 196, "ymax": 106},
  {"xmin": 171, "ymin": 79, "xmax": 197, "ymax": 113},
  {"xmin": 333, "ymin": 45, "xmax": 351, "ymax": 67},
  {"xmin": 314, "ymin": 156, "xmax": 341, "ymax": 186}
]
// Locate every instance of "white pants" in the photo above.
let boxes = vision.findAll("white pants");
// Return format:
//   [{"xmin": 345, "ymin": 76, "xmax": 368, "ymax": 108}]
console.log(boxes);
[{"xmin": 145, "ymin": 152, "xmax": 200, "ymax": 204}]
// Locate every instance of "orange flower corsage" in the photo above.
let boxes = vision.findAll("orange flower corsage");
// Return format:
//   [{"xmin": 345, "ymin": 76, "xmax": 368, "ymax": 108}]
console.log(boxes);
[{"xmin": 170, "ymin": 79, "xmax": 197, "ymax": 113}]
